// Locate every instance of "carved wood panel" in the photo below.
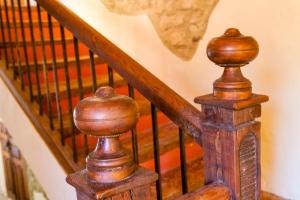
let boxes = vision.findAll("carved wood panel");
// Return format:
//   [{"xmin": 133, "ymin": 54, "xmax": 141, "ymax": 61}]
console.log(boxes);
[{"xmin": 239, "ymin": 133, "xmax": 258, "ymax": 200}]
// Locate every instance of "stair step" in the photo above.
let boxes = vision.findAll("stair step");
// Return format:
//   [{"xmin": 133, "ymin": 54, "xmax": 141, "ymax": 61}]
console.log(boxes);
[
  {"xmin": 10, "ymin": 55, "xmax": 105, "ymax": 72},
  {"xmin": 121, "ymin": 122, "xmax": 194, "ymax": 163},
  {"xmin": 0, "ymin": 37, "xmax": 73, "ymax": 48},
  {"xmin": 2, "ymin": 20, "xmax": 59, "ymax": 29},
  {"xmin": 140, "ymin": 142, "xmax": 204, "ymax": 199},
  {"xmin": 33, "ymin": 72, "xmax": 126, "ymax": 99}
]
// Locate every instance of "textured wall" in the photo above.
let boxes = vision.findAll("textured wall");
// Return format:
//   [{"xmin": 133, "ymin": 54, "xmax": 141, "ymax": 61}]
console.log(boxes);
[{"xmin": 101, "ymin": 0, "xmax": 218, "ymax": 60}]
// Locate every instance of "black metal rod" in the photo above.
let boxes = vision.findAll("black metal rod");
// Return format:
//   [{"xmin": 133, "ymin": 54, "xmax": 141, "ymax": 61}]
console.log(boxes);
[
  {"xmin": 10, "ymin": 0, "xmax": 24, "ymax": 88},
  {"xmin": 60, "ymin": 25, "xmax": 75, "ymax": 154},
  {"xmin": 108, "ymin": 65, "xmax": 114, "ymax": 87},
  {"xmin": 26, "ymin": 0, "xmax": 42, "ymax": 114},
  {"xmin": 151, "ymin": 104, "xmax": 162, "ymax": 200},
  {"xmin": 179, "ymin": 128, "xmax": 188, "ymax": 194},
  {"xmin": 3, "ymin": 0, "xmax": 16, "ymax": 74},
  {"xmin": 0, "ymin": 3, "xmax": 8, "ymax": 68},
  {"xmin": 128, "ymin": 84, "xmax": 139, "ymax": 164},
  {"xmin": 73, "ymin": 37, "xmax": 89, "ymax": 156},
  {"xmin": 48, "ymin": 14, "xmax": 64, "ymax": 144},
  {"xmin": 89, "ymin": 50, "xmax": 97, "ymax": 92},
  {"xmin": 37, "ymin": 4, "xmax": 54, "ymax": 130},
  {"xmin": 17, "ymin": 0, "xmax": 33, "ymax": 100},
  {"xmin": 73, "ymin": 37, "xmax": 83, "ymax": 99}
]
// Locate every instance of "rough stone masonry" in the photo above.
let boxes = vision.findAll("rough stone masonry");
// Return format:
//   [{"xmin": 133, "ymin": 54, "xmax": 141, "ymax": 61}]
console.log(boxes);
[{"xmin": 101, "ymin": 0, "xmax": 219, "ymax": 61}]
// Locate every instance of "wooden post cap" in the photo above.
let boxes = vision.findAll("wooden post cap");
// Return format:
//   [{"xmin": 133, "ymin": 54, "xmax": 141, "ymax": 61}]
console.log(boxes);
[
  {"xmin": 207, "ymin": 28, "xmax": 259, "ymax": 66},
  {"xmin": 73, "ymin": 86, "xmax": 139, "ymax": 136},
  {"xmin": 73, "ymin": 86, "xmax": 139, "ymax": 183},
  {"xmin": 206, "ymin": 28, "xmax": 259, "ymax": 100}
]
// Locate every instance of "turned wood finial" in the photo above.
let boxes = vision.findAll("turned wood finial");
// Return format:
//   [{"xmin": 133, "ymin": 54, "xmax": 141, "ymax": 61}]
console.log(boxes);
[
  {"xmin": 73, "ymin": 86, "xmax": 139, "ymax": 183},
  {"xmin": 207, "ymin": 28, "xmax": 259, "ymax": 100}
]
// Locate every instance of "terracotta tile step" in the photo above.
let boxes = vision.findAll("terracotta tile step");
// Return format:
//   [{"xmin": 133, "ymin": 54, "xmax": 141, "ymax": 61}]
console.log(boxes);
[
  {"xmin": 2, "ymin": 19, "xmax": 59, "ymax": 29},
  {"xmin": 0, "ymin": 37, "xmax": 73, "ymax": 48},
  {"xmin": 32, "ymin": 72, "xmax": 126, "ymax": 100},
  {"xmin": 9, "ymin": 55, "xmax": 105, "ymax": 72}
]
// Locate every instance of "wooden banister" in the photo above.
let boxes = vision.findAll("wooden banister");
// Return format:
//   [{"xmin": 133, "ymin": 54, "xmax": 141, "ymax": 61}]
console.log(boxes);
[{"xmin": 35, "ymin": 0, "xmax": 204, "ymax": 140}]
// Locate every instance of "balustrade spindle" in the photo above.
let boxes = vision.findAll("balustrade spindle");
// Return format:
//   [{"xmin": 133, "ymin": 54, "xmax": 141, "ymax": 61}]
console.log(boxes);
[
  {"xmin": 48, "ymin": 14, "xmax": 63, "ymax": 142},
  {"xmin": 73, "ymin": 37, "xmax": 88, "ymax": 156},
  {"xmin": 10, "ymin": 0, "xmax": 23, "ymax": 88},
  {"xmin": 3, "ymin": 0, "xmax": 16, "ymax": 77},
  {"xmin": 128, "ymin": 84, "xmax": 139, "ymax": 164},
  {"xmin": 17, "ymin": 0, "xmax": 33, "ymax": 100},
  {"xmin": 26, "ymin": 0, "xmax": 42, "ymax": 114},
  {"xmin": 37, "ymin": 4, "xmax": 53, "ymax": 129},
  {"xmin": 151, "ymin": 103, "xmax": 162, "ymax": 200},
  {"xmin": 108, "ymin": 66, "xmax": 114, "ymax": 87},
  {"xmin": 89, "ymin": 50, "xmax": 97, "ymax": 92},
  {"xmin": 179, "ymin": 128, "xmax": 188, "ymax": 194},
  {"xmin": 0, "ymin": 3, "xmax": 8, "ymax": 69},
  {"xmin": 60, "ymin": 25, "xmax": 74, "ymax": 147}
]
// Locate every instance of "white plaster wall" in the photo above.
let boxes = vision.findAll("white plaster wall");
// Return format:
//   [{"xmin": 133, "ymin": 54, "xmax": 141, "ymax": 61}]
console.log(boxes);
[
  {"xmin": 0, "ymin": 78, "xmax": 76, "ymax": 200},
  {"xmin": 0, "ymin": 139, "xmax": 8, "ymax": 196},
  {"xmin": 58, "ymin": 0, "xmax": 300, "ymax": 199}
]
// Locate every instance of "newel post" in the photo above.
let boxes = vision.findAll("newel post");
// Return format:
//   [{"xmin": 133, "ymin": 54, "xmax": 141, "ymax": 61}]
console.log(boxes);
[
  {"xmin": 66, "ymin": 87, "xmax": 158, "ymax": 200},
  {"xmin": 195, "ymin": 28, "xmax": 268, "ymax": 199}
]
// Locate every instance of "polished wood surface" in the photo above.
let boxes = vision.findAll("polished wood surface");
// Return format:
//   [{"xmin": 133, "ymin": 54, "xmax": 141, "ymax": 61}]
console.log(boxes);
[
  {"xmin": 66, "ymin": 167, "xmax": 158, "ymax": 200},
  {"xmin": 73, "ymin": 87, "xmax": 139, "ymax": 183},
  {"xmin": 207, "ymin": 28, "xmax": 259, "ymax": 100},
  {"xmin": 196, "ymin": 28, "xmax": 268, "ymax": 200}
]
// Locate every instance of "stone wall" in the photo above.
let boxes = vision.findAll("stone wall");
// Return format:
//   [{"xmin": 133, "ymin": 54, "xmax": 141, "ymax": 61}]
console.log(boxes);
[{"xmin": 101, "ymin": 0, "xmax": 218, "ymax": 60}]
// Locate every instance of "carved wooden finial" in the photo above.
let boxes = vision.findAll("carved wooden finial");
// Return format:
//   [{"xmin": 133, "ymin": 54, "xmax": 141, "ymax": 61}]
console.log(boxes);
[
  {"xmin": 207, "ymin": 28, "xmax": 259, "ymax": 100},
  {"xmin": 73, "ymin": 86, "xmax": 139, "ymax": 183}
]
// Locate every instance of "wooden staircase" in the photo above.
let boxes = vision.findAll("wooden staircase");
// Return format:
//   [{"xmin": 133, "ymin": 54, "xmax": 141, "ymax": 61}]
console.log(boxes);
[
  {"xmin": 0, "ymin": 4, "xmax": 205, "ymax": 200},
  {"xmin": 0, "ymin": 1, "xmax": 284, "ymax": 200}
]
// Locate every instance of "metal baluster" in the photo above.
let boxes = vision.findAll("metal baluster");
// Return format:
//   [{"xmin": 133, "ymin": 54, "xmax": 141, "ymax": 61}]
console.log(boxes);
[
  {"xmin": 179, "ymin": 128, "xmax": 188, "ymax": 194},
  {"xmin": 48, "ymin": 14, "xmax": 64, "ymax": 143},
  {"xmin": 73, "ymin": 37, "xmax": 89, "ymax": 156},
  {"xmin": 108, "ymin": 66, "xmax": 114, "ymax": 87},
  {"xmin": 17, "ymin": 0, "xmax": 33, "ymax": 100},
  {"xmin": 128, "ymin": 85, "xmax": 139, "ymax": 164},
  {"xmin": 37, "ymin": 4, "xmax": 54, "ymax": 130},
  {"xmin": 26, "ymin": 0, "xmax": 42, "ymax": 114},
  {"xmin": 3, "ymin": 0, "xmax": 16, "ymax": 74},
  {"xmin": 89, "ymin": 50, "xmax": 97, "ymax": 92},
  {"xmin": 10, "ymin": 0, "xmax": 23, "ymax": 88},
  {"xmin": 60, "ymin": 25, "xmax": 75, "ymax": 155},
  {"xmin": 0, "ymin": 3, "xmax": 9, "ymax": 68},
  {"xmin": 151, "ymin": 104, "xmax": 162, "ymax": 200}
]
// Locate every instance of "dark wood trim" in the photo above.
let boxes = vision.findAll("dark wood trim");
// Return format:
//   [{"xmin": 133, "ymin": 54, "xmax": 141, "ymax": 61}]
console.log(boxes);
[
  {"xmin": 35, "ymin": 0, "xmax": 204, "ymax": 140},
  {"xmin": 0, "ymin": 66, "xmax": 79, "ymax": 174}
]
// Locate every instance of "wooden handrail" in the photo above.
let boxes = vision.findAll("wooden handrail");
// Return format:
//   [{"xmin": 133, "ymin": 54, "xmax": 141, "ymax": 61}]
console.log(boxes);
[{"xmin": 35, "ymin": 0, "xmax": 204, "ymax": 140}]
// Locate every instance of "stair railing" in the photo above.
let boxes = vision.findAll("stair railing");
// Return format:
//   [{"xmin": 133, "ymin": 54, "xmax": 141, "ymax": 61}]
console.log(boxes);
[{"xmin": 0, "ymin": 0, "xmax": 268, "ymax": 199}]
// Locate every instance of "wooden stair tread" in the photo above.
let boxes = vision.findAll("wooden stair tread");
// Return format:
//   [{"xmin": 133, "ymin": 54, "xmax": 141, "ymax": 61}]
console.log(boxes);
[
  {"xmin": 12, "ymin": 55, "xmax": 105, "ymax": 72},
  {"xmin": 2, "ymin": 20, "xmax": 59, "ymax": 28},
  {"xmin": 121, "ymin": 122, "xmax": 194, "ymax": 163},
  {"xmin": 0, "ymin": 37, "xmax": 73, "ymax": 48},
  {"xmin": 32, "ymin": 72, "xmax": 125, "ymax": 99},
  {"xmin": 140, "ymin": 142, "xmax": 204, "ymax": 199}
]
